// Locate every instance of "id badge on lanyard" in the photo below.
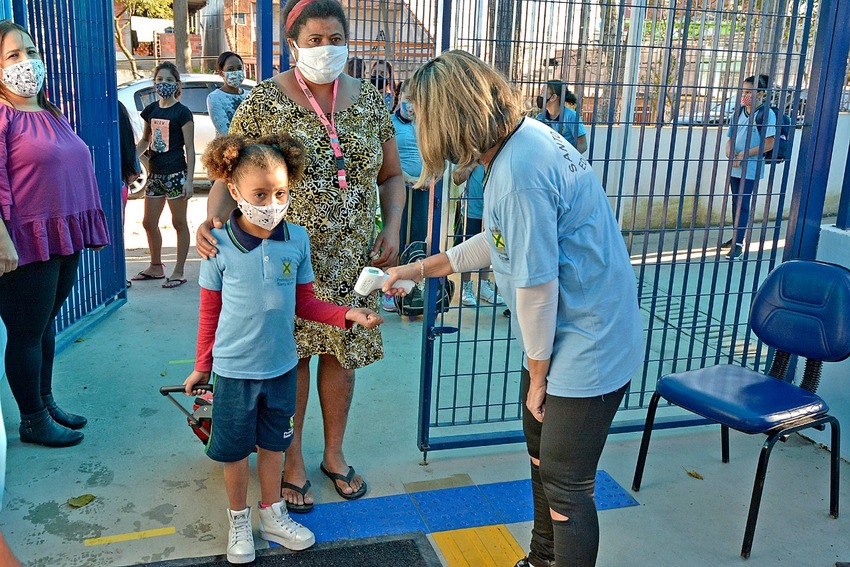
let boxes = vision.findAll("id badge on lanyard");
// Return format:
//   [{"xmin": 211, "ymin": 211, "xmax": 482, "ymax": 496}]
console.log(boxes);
[{"xmin": 294, "ymin": 68, "xmax": 348, "ymax": 189}]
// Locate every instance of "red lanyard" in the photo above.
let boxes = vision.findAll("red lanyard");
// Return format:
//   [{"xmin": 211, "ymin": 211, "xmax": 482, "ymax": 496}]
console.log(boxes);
[{"xmin": 294, "ymin": 68, "xmax": 348, "ymax": 189}]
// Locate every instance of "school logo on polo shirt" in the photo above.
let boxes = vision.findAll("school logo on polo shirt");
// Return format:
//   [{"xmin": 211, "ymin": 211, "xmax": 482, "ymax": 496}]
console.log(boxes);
[{"xmin": 277, "ymin": 258, "xmax": 297, "ymax": 287}]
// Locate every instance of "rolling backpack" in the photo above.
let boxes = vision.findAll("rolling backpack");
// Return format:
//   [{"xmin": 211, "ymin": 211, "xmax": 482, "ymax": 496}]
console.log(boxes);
[{"xmin": 394, "ymin": 241, "xmax": 455, "ymax": 317}]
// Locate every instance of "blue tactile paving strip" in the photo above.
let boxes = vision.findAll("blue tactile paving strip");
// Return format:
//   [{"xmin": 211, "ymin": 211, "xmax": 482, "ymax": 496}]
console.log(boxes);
[
  {"xmin": 269, "ymin": 470, "xmax": 638, "ymax": 547},
  {"xmin": 410, "ymin": 485, "xmax": 501, "ymax": 533}
]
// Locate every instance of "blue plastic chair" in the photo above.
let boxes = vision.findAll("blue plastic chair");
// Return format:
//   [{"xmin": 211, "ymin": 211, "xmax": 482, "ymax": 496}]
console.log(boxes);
[{"xmin": 632, "ymin": 259, "xmax": 850, "ymax": 558}]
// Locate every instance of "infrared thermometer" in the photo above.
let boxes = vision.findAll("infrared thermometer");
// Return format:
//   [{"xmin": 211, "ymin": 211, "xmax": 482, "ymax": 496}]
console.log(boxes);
[{"xmin": 354, "ymin": 267, "xmax": 415, "ymax": 296}]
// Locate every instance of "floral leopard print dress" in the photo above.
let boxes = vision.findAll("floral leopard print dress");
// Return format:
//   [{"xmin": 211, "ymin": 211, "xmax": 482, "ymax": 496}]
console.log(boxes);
[{"xmin": 229, "ymin": 78, "xmax": 395, "ymax": 368}]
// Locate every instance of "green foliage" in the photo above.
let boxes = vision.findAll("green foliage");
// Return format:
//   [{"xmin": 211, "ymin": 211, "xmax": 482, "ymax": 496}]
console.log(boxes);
[{"xmin": 122, "ymin": 0, "xmax": 173, "ymax": 19}]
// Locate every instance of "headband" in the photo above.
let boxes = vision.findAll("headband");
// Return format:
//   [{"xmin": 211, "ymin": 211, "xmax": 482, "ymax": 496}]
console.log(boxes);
[{"xmin": 286, "ymin": 0, "xmax": 318, "ymax": 34}]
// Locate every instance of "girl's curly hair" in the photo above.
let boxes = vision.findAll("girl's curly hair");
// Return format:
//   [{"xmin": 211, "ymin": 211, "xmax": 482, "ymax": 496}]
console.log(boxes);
[{"xmin": 202, "ymin": 134, "xmax": 306, "ymax": 185}]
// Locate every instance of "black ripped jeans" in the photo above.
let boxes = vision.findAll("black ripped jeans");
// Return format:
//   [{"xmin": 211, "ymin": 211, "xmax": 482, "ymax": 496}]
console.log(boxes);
[
  {"xmin": 0, "ymin": 253, "xmax": 80, "ymax": 416},
  {"xmin": 522, "ymin": 368, "xmax": 628, "ymax": 567}
]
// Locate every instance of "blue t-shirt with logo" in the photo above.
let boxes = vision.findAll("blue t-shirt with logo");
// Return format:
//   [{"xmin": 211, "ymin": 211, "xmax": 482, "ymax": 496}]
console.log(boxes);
[
  {"xmin": 727, "ymin": 105, "xmax": 777, "ymax": 181},
  {"xmin": 199, "ymin": 214, "xmax": 314, "ymax": 379},
  {"xmin": 483, "ymin": 119, "xmax": 644, "ymax": 398}
]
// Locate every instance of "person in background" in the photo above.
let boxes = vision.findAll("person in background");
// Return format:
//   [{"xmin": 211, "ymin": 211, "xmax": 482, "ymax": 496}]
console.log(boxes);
[
  {"xmin": 370, "ymin": 59, "xmax": 396, "ymax": 111},
  {"xmin": 452, "ymin": 164, "xmax": 504, "ymax": 308},
  {"xmin": 133, "ymin": 61, "xmax": 194, "ymax": 289},
  {"xmin": 118, "ymin": 101, "xmax": 140, "ymax": 289},
  {"xmin": 196, "ymin": 0, "xmax": 406, "ymax": 513},
  {"xmin": 536, "ymin": 80, "xmax": 588, "ymax": 154},
  {"xmin": 721, "ymin": 74, "xmax": 776, "ymax": 260},
  {"xmin": 184, "ymin": 133, "xmax": 382, "ymax": 564},
  {"xmin": 0, "ymin": 319, "xmax": 21, "ymax": 566},
  {"xmin": 385, "ymin": 50, "xmax": 643, "ymax": 567},
  {"xmin": 207, "ymin": 51, "xmax": 247, "ymax": 138},
  {"xmin": 0, "ymin": 20, "xmax": 110, "ymax": 448},
  {"xmin": 345, "ymin": 56, "xmax": 364, "ymax": 79},
  {"xmin": 385, "ymin": 80, "xmax": 431, "ymax": 312}
]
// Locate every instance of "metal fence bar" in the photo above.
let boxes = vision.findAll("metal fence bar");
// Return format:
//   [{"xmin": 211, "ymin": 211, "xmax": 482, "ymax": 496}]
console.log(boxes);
[
  {"xmin": 414, "ymin": 0, "xmax": 845, "ymax": 456},
  {"xmin": 783, "ymin": 0, "xmax": 850, "ymax": 251},
  {"xmin": 17, "ymin": 0, "xmax": 127, "ymax": 349}
]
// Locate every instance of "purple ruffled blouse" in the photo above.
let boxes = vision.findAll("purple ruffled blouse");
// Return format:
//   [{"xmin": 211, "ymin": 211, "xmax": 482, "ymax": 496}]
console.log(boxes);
[{"xmin": 0, "ymin": 105, "xmax": 110, "ymax": 267}]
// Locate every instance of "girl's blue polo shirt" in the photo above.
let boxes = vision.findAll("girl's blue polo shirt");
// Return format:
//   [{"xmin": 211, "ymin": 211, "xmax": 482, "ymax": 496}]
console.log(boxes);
[{"xmin": 199, "ymin": 211, "xmax": 314, "ymax": 379}]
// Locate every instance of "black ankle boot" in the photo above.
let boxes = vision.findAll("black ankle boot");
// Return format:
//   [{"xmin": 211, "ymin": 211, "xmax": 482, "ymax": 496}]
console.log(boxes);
[
  {"xmin": 19, "ymin": 408, "xmax": 84, "ymax": 447},
  {"xmin": 42, "ymin": 394, "xmax": 87, "ymax": 429}
]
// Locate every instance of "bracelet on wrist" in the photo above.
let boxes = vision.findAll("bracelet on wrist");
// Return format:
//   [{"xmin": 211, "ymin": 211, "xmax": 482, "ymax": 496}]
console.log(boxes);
[{"xmin": 416, "ymin": 258, "xmax": 425, "ymax": 281}]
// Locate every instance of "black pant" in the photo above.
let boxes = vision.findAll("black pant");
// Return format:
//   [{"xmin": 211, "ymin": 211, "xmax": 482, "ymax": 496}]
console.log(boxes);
[
  {"xmin": 399, "ymin": 180, "xmax": 439, "ymax": 253},
  {"xmin": 0, "ymin": 253, "xmax": 80, "ymax": 415},
  {"xmin": 522, "ymin": 369, "xmax": 628, "ymax": 567}
]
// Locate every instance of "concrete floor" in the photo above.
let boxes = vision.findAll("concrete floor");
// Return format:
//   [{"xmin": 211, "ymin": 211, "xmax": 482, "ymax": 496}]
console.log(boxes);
[{"xmin": 0, "ymin": 196, "xmax": 848, "ymax": 566}]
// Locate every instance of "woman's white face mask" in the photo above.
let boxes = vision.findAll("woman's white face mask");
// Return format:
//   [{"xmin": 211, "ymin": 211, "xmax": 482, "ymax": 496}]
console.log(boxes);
[{"xmin": 290, "ymin": 43, "xmax": 348, "ymax": 84}]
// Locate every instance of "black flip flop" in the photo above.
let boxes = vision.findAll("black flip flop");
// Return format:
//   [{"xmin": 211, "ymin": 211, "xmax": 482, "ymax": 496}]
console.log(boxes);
[
  {"xmin": 320, "ymin": 462, "xmax": 367, "ymax": 500},
  {"xmin": 131, "ymin": 270, "xmax": 165, "ymax": 281},
  {"xmin": 281, "ymin": 478, "xmax": 314, "ymax": 513}
]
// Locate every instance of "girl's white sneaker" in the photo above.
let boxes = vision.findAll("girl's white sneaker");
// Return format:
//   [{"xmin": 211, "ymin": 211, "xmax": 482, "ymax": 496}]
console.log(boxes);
[
  {"xmin": 258, "ymin": 501, "xmax": 315, "ymax": 550},
  {"xmin": 226, "ymin": 507, "xmax": 255, "ymax": 564}
]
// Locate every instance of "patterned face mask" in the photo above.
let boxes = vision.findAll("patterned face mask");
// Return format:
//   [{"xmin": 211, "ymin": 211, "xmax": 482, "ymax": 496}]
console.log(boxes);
[
  {"xmin": 225, "ymin": 70, "xmax": 244, "ymax": 89},
  {"xmin": 0, "ymin": 58, "xmax": 45, "ymax": 98},
  {"xmin": 155, "ymin": 81, "xmax": 178, "ymax": 99},
  {"xmin": 236, "ymin": 192, "xmax": 290, "ymax": 231}
]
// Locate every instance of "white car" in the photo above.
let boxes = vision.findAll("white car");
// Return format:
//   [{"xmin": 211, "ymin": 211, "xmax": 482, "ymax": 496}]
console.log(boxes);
[{"xmin": 117, "ymin": 73, "xmax": 255, "ymax": 197}]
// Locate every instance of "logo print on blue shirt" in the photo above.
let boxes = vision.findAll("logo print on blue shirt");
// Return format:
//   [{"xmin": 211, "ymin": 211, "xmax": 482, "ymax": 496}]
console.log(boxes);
[
  {"xmin": 491, "ymin": 228, "xmax": 506, "ymax": 250},
  {"xmin": 282, "ymin": 261, "xmax": 292, "ymax": 276}
]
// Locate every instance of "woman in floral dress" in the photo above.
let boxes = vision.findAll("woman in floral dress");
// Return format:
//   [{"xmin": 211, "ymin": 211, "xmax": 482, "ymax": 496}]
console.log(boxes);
[{"xmin": 197, "ymin": 0, "xmax": 405, "ymax": 514}]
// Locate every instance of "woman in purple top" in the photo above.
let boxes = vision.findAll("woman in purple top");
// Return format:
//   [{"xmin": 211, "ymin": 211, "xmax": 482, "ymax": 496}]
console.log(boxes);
[{"xmin": 0, "ymin": 21, "xmax": 110, "ymax": 448}]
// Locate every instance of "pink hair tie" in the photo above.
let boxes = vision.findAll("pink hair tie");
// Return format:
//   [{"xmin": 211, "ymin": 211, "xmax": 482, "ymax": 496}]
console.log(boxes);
[{"xmin": 286, "ymin": 0, "xmax": 318, "ymax": 34}]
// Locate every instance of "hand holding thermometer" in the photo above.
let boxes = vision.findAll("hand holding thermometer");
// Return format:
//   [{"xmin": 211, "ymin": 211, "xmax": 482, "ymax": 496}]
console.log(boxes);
[{"xmin": 354, "ymin": 267, "xmax": 415, "ymax": 296}]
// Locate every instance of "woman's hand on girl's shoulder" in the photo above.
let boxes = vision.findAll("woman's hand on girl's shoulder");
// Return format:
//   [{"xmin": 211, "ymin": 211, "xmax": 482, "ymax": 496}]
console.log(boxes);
[
  {"xmin": 196, "ymin": 218, "xmax": 224, "ymax": 259},
  {"xmin": 345, "ymin": 307, "xmax": 384, "ymax": 329}
]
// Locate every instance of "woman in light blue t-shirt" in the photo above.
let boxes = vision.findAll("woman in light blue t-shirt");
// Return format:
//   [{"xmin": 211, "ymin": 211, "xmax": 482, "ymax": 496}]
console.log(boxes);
[
  {"xmin": 386, "ymin": 51, "xmax": 644, "ymax": 567},
  {"xmin": 207, "ymin": 51, "xmax": 247, "ymax": 137}
]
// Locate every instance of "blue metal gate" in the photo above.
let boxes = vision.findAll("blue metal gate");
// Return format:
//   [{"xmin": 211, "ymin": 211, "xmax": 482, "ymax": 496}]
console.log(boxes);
[
  {"xmin": 411, "ymin": 0, "xmax": 849, "ymax": 456},
  {"xmin": 8, "ymin": 0, "xmax": 127, "ymax": 351},
  {"xmin": 247, "ymin": 0, "xmax": 850, "ymax": 456}
]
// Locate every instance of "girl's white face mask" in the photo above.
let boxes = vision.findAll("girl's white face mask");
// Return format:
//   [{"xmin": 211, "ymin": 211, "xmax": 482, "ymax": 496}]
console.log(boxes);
[
  {"xmin": 1, "ymin": 58, "xmax": 45, "ymax": 98},
  {"xmin": 291, "ymin": 43, "xmax": 348, "ymax": 84},
  {"xmin": 235, "ymin": 190, "xmax": 290, "ymax": 231}
]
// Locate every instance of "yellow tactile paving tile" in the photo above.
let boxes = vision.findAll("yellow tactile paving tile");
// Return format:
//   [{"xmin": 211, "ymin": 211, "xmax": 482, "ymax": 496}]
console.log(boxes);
[{"xmin": 432, "ymin": 524, "xmax": 524, "ymax": 567}]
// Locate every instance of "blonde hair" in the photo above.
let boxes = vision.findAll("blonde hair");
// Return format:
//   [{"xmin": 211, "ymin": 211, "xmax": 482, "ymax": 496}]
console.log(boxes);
[{"xmin": 406, "ymin": 50, "xmax": 523, "ymax": 182}]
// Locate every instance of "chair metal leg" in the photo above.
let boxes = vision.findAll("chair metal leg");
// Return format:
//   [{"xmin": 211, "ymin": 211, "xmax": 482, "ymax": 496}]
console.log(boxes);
[
  {"xmin": 721, "ymin": 424, "xmax": 730, "ymax": 463},
  {"xmin": 632, "ymin": 391, "xmax": 662, "ymax": 492},
  {"xmin": 741, "ymin": 433, "xmax": 781, "ymax": 559},
  {"xmin": 829, "ymin": 417, "xmax": 840, "ymax": 519}
]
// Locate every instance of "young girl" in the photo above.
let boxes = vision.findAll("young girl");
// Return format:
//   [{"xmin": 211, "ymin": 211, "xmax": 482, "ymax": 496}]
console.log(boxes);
[
  {"xmin": 183, "ymin": 133, "xmax": 383, "ymax": 564},
  {"xmin": 207, "ymin": 51, "xmax": 247, "ymax": 137},
  {"xmin": 133, "ymin": 61, "xmax": 194, "ymax": 288}
]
